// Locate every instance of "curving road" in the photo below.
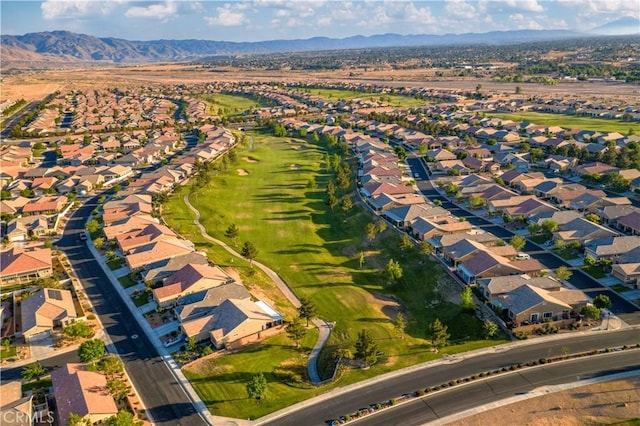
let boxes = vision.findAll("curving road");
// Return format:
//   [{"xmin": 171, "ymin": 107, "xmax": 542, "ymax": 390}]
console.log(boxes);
[
  {"xmin": 52, "ymin": 198, "xmax": 205, "ymax": 426},
  {"xmin": 260, "ymin": 328, "xmax": 640, "ymax": 425}
]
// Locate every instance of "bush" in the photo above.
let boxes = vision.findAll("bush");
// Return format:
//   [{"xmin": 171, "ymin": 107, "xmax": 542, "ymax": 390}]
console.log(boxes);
[
  {"xmin": 514, "ymin": 331, "xmax": 528, "ymax": 340},
  {"xmin": 389, "ymin": 398, "xmax": 396, "ymax": 406},
  {"xmin": 416, "ymin": 389, "xmax": 425, "ymax": 396}
]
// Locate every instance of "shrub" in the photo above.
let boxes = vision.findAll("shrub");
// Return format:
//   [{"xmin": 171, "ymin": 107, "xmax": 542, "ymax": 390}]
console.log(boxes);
[
  {"xmin": 416, "ymin": 389, "xmax": 425, "ymax": 396},
  {"xmin": 389, "ymin": 398, "xmax": 396, "ymax": 406},
  {"xmin": 539, "ymin": 358, "xmax": 547, "ymax": 364}
]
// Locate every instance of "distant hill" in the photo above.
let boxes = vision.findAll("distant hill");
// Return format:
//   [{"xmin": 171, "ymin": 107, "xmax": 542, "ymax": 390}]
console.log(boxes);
[
  {"xmin": 0, "ymin": 29, "xmax": 587, "ymax": 64},
  {"xmin": 591, "ymin": 17, "xmax": 640, "ymax": 36}
]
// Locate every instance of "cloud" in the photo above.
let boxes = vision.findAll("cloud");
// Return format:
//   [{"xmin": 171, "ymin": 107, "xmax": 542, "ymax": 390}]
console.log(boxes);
[
  {"xmin": 125, "ymin": 1, "xmax": 178, "ymax": 20},
  {"xmin": 204, "ymin": 4, "xmax": 247, "ymax": 27},
  {"xmin": 318, "ymin": 16, "xmax": 332, "ymax": 27},
  {"xmin": 445, "ymin": 0, "xmax": 477, "ymax": 20},
  {"xmin": 41, "ymin": 0, "xmax": 125, "ymax": 20},
  {"xmin": 508, "ymin": 13, "xmax": 543, "ymax": 29},
  {"xmin": 502, "ymin": 0, "xmax": 544, "ymax": 12}
]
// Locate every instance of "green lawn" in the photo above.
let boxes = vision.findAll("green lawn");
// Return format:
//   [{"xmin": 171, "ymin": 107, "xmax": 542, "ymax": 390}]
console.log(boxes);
[
  {"xmin": 486, "ymin": 111, "xmax": 640, "ymax": 134},
  {"xmin": 529, "ymin": 234, "xmax": 549, "ymax": 244},
  {"xmin": 131, "ymin": 291, "xmax": 151, "ymax": 307},
  {"xmin": 164, "ymin": 131, "xmax": 506, "ymax": 418},
  {"xmin": 197, "ymin": 94, "xmax": 262, "ymax": 117},
  {"xmin": 107, "ymin": 258, "xmax": 125, "ymax": 270},
  {"xmin": 580, "ymin": 264, "xmax": 607, "ymax": 279},
  {"xmin": 118, "ymin": 274, "xmax": 137, "ymax": 289},
  {"xmin": 552, "ymin": 247, "xmax": 579, "ymax": 260},
  {"xmin": 22, "ymin": 377, "xmax": 52, "ymax": 392},
  {"xmin": 0, "ymin": 345, "xmax": 17, "ymax": 359},
  {"xmin": 609, "ymin": 284, "xmax": 633, "ymax": 293},
  {"xmin": 301, "ymin": 88, "xmax": 428, "ymax": 108}
]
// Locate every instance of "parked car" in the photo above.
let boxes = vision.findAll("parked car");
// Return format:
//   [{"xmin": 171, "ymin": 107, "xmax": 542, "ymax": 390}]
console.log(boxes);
[
  {"xmin": 79, "ymin": 232, "xmax": 87, "ymax": 241},
  {"xmin": 515, "ymin": 252, "xmax": 531, "ymax": 260}
]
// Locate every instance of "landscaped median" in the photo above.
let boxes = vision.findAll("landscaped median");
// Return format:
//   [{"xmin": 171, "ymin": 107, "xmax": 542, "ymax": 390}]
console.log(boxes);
[{"xmin": 162, "ymin": 129, "xmax": 507, "ymax": 419}]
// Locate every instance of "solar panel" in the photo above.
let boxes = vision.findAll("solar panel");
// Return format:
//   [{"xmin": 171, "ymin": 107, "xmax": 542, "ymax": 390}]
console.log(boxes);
[{"xmin": 47, "ymin": 289, "xmax": 63, "ymax": 300}]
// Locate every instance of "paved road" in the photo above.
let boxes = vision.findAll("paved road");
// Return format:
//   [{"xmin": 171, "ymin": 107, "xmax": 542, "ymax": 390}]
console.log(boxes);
[
  {"xmin": 261, "ymin": 328, "xmax": 640, "ymax": 426},
  {"xmin": 1, "ymin": 349, "xmax": 81, "ymax": 382},
  {"xmin": 54, "ymin": 199, "xmax": 205, "ymax": 426},
  {"xmin": 0, "ymin": 101, "xmax": 39, "ymax": 139},
  {"xmin": 406, "ymin": 157, "xmax": 640, "ymax": 326},
  {"xmin": 357, "ymin": 350, "xmax": 640, "ymax": 426}
]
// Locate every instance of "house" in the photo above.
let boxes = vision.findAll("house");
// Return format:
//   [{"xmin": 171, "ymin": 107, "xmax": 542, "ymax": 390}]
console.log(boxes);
[
  {"xmin": 611, "ymin": 263, "xmax": 640, "ymax": 287},
  {"xmin": 181, "ymin": 298, "xmax": 283, "ymax": 348},
  {"xmin": 125, "ymin": 238, "xmax": 195, "ymax": 270},
  {"xmin": 0, "ymin": 247, "xmax": 52, "ymax": 285},
  {"xmin": 142, "ymin": 252, "xmax": 209, "ymax": 285},
  {"xmin": 21, "ymin": 196, "xmax": 68, "ymax": 216},
  {"xmin": 361, "ymin": 181, "xmax": 415, "ymax": 198},
  {"xmin": 410, "ymin": 216, "xmax": 472, "ymax": 240},
  {"xmin": 426, "ymin": 149, "xmax": 457, "ymax": 161},
  {"xmin": 584, "ymin": 236, "xmax": 640, "ymax": 262},
  {"xmin": 477, "ymin": 275, "xmax": 562, "ymax": 303},
  {"xmin": 51, "ymin": 363, "xmax": 118, "ymax": 426},
  {"xmin": 6, "ymin": 215, "xmax": 51, "ymax": 241},
  {"xmin": 20, "ymin": 288, "xmax": 78, "ymax": 342},
  {"xmin": 368, "ymin": 193, "xmax": 427, "ymax": 212},
  {"xmin": 0, "ymin": 381, "xmax": 33, "ymax": 426},
  {"xmin": 616, "ymin": 211, "xmax": 640, "ymax": 236},
  {"xmin": 174, "ymin": 282, "xmax": 251, "ymax": 321},
  {"xmin": 553, "ymin": 217, "xmax": 618, "ymax": 243},
  {"xmin": 457, "ymin": 251, "xmax": 522, "ymax": 284},
  {"xmin": 595, "ymin": 205, "xmax": 640, "ymax": 226},
  {"xmin": 429, "ymin": 230, "xmax": 498, "ymax": 254},
  {"xmin": 382, "ymin": 204, "xmax": 448, "ymax": 229},
  {"xmin": 500, "ymin": 285, "xmax": 587, "ymax": 326},
  {"xmin": 153, "ymin": 263, "xmax": 234, "ymax": 308},
  {"xmin": 115, "ymin": 222, "xmax": 176, "ymax": 252},
  {"xmin": 102, "ymin": 214, "xmax": 159, "ymax": 240}
]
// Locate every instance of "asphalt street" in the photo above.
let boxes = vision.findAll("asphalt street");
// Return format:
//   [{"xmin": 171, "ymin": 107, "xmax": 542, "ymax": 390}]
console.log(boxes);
[
  {"xmin": 357, "ymin": 349, "xmax": 640, "ymax": 426},
  {"xmin": 263, "ymin": 329, "xmax": 640, "ymax": 426},
  {"xmin": 406, "ymin": 157, "xmax": 640, "ymax": 326},
  {"xmin": 52, "ymin": 198, "xmax": 205, "ymax": 426}
]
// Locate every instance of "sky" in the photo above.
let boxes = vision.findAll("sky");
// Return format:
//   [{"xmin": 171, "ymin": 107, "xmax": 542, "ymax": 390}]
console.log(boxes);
[{"xmin": 1, "ymin": 0, "xmax": 638, "ymax": 42}]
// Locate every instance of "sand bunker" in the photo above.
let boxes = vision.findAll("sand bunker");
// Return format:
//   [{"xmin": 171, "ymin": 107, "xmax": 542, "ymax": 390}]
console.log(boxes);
[
  {"xmin": 242, "ymin": 156, "xmax": 258, "ymax": 163},
  {"xmin": 290, "ymin": 164, "xmax": 301, "ymax": 170},
  {"xmin": 237, "ymin": 169, "xmax": 249, "ymax": 176}
]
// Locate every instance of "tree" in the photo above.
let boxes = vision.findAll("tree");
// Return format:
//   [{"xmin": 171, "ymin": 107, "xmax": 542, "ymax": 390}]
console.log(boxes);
[
  {"xmin": 68, "ymin": 413, "xmax": 91, "ymax": 426},
  {"xmin": 286, "ymin": 317, "xmax": 306, "ymax": 349},
  {"xmin": 359, "ymin": 251, "xmax": 365, "ymax": 269},
  {"xmin": 483, "ymin": 320, "xmax": 498, "ymax": 339},
  {"xmin": 246, "ymin": 373, "xmax": 267, "ymax": 401},
  {"xmin": 78, "ymin": 339, "xmax": 105, "ymax": 364},
  {"xmin": 510, "ymin": 235, "xmax": 526, "ymax": 251},
  {"xmin": 428, "ymin": 318, "xmax": 450, "ymax": 350},
  {"xmin": 515, "ymin": 85, "xmax": 522, "ymax": 95},
  {"xmin": 2, "ymin": 338, "xmax": 10, "ymax": 351},
  {"xmin": 581, "ymin": 305, "xmax": 601, "ymax": 321},
  {"xmin": 583, "ymin": 255, "xmax": 597, "ymax": 266},
  {"xmin": 393, "ymin": 313, "xmax": 406, "ymax": 339},
  {"xmin": 593, "ymin": 294, "xmax": 611, "ymax": 310},
  {"xmin": 224, "ymin": 223, "xmax": 239, "ymax": 244},
  {"xmin": 419, "ymin": 240, "xmax": 433, "ymax": 259},
  {"xmin": 21, "ymin": 362, "xmax": 46, "ymax": 381},
  {"xmin": 376, "ymin": 219, "xmax": 387, "ymax": 234},
  {"xmin": 63, "ymin": 321, "xmax": 94, "ymax": 339},
  {"xmin": 306, "ymin": 178, "xmax": 317, "ymax": 191},
  {"xmin": 555, "ymin": 265, "xmax": 573, "ymax": 281},
  {"xmin": 93, "ymin": 237, "xmax": 104, "ymax": 249},
  {"xmin": 460, "ymin": 287, "xmax": 475, "ymax": 312},
  {"xmin": 107, "ymin": 410, "xmax": 140, "ymax": 426},
  {"xmin": 399, "ymin": 233, "xmax": 413, "ymax": 252},
  {"xmin": 584, "ymin": 213, "xmax": 600, "ymax": 223},
  {"xmin": 327, "ymin": 193, "xmax": 338, "ymax": 210},
  {"xmin": 382, "ymin": 259, "xmax": 403, "ymax": 286},
  {"xmin": 365, "ymin": 222, "xmax": 377, "ymax": 245},
  {"xmin": 241, "ymin": 241, "xmax": 259, "ymax": 266},
  {"xmin": 185, "ymin": 336, "xmax": 197, "ymax": 353},
  {"xmin": 106, "ymin": 377, "xmax": 129, "ymax": 401},
  {"xmin": 326, "ymin": 179, "xmax": 336, "ymax": 196},
  {"xmin": 528, "ymin": 222, "xmax": 541, "ymax": 235},
  {"xmin": 298, "ymin": 297, "xmax": 317, "ymax": 327},
  {"xmin": 354, "ymin": 329, "xmax": 379, "ymax": 367},
  {"xmin": 85, "ymin": 219, "xmax": 100, "ymax": 235},
  {"xmin": 541, "ymin": 219, "xmax": 559, "ymax": 234},
  {"xmin": 99, "ymin": 354, "xmax": 124, "ymax": 376},
  {"xmin": 340, "ymin": 195, "xmax": 353, "ymax": 212}
]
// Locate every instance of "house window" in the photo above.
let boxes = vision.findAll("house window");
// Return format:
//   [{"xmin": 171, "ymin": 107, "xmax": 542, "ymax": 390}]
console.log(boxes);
[
  {"xmin": 530, "ymin": 313, "xmax": 539, "ymax": 323},
  {"xmin": 543, "ymin": 312, "xmax": 553, "ymax": 320}
]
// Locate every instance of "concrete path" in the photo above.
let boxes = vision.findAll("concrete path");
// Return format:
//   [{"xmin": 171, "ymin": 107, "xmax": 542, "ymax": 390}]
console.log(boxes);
[{"xmin": 184, "ymin": 192, "xmax": 332, "ymax": 385}]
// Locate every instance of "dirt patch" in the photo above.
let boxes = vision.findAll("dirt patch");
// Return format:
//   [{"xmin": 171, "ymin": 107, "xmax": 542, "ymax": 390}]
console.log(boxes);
[
  {"xmin": 225, "ymin": 268, "xmax": 244, "ymax": 286},
  {"xmin": 368, "ymin": 292, "xmax": 402, "ymax": 319},
  {"xmin": 242, "ymin": 156, "xmax": 258, "ymax": 163},
  {"xmin": 290, "ymin": 164, "xmax": 301, "ymax": 170},
  {"xmin": 292, "ymin": 145, "xmax": 308, "ymax": 151},
  {"xmin": 236, "ymin": 169, "xmax": 249, "ymax": 176},
  {"xmin": 435, "ymin": 271, "xmax": 462, "ymax": 304},
  {"xmin": 447, "ymin": 376, "xmax": 640, "ymax": 426}
]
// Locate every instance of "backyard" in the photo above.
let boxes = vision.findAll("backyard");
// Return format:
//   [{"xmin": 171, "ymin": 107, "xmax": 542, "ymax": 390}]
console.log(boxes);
[
  {"xmin": 196, "ymin": 93, "xmax": 263, "ymax": 117},
  {"xmin": 486, "ymin": 111, "xmax": 640, "ymax": 134},
  {"xmin": 163, "ymin": 130, "xmax": 505, "ymax": 418}
]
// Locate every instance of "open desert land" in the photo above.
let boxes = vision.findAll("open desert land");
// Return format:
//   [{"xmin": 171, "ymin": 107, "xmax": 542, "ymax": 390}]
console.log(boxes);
[
  {"xmin": 447, "ymin": 376, "xmax": 640, "ymax": 426},
  {"xmin": 2, "ymin": 63, "xmax": 640, "ymax": 103}
]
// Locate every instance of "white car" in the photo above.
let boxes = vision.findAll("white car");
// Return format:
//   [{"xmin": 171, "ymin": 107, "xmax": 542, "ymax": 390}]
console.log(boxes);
[
  {"xmin": 515, "ymin": 253, "xmax": 531, "ymax": 260},
  {"xmin": 414, "ymin": 173, "xmax": 420, "ymax": 178}
]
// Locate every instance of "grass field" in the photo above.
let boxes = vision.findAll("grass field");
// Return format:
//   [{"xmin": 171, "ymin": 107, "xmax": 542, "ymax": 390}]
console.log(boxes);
[
  {"xmin": 196, "ymin": 93, "xmax": 262, "ymax": 117},
  {"xmin": 302, "ymin": 88, "xmax": 428, "ymax": 108},
  {"xmin": 486, "ymin": 111, "xmax": 640, "ymax": 134},
  {"xmin": 0, "ymin": 345, "xmax": 16, "ymax": 359},
  {"xmin": 581, "ymin": 264, "xmax": 608, "ymax": 279},
  {"xmin": 118, "ymin": 274, "xmax": 137, "ymax": 288},
  {"xmin": 163, "ymin": 131, "xmax": 506, "ymax": 418}
]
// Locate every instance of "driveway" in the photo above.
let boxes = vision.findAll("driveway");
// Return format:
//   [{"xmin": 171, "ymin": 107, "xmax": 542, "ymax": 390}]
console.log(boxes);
[{"xmin": 29, "ymin": 336, "xmax": 55, "ymax": 359}]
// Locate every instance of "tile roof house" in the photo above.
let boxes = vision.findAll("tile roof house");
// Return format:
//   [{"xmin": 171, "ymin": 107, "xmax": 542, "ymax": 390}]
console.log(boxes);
[
  {"xmin": 500, "ymin": 285, "xmax": 587, "ymax": 326},
  {"xmin": 410, "ymin": 216, "xmax": 472, "ymax": 241},
  {"xmin": 175, "ymin": 282, "xmax": 251, "ymax": 321},
  {"xmin": 21, "ymin": 195, "xmax": 68, "ymax": 216},
  {"xmin": 141, "ymin": 252, "xmax": 209, "ymax": 285},
  {"xmin": 0, "ymin": 381, "xmax": 33, "ymax": 426},
  {"xmin": 153, "ymin": 263, "xmax": 234, "ymax": 308},
  {"xmin": 361, "ymin": 181, "xmax": 415, "ymax": 198},
  {"xmin": 181, "ymin": 298, "xmax": 283, "ymax": 348},
  {"xmin": 20, "ymin": 288, "xmax": 77, "ymax": 342},
  {"xmin": 457, "ymin": 251, "xmax": 522, "ymax": 284},
  {"xmin": 115, "ymin": 222, "xmax": 176, "ymax": 252},
  {"xmin": 553, "ymin": 217, "xmax": 619, "ymax": 243},
  {"xmin": 0, "ymin": 247, "xmax": 52, "ymax": 285},
  {"xmin": 595, "ymin": 205, "xmax": 640, "ymax": 226},
  {"xmin": 477, "ymin": 275, "xmax": 562, "ymax": 302},
  {"xmin": 125, "ymin": 238, "xmax": 195, "ymax": 270},
  {"xmin": 102, "ymin": 214, "xmax": 159, "ymax": 240},
  {"xmin": 611, "ymin": 263, "xmax": 640, "ymax": 287},
  {"xmin": 616, "ymin": 211, "xmax": 640, "ymax": 236},
  {"xmin": 584, "ymin": 236, "xmax": 640, "ymax": 261},
  {"xmin": 51, "ymin": 363, "xmax": 118, "ymax": 426},
  {"xmin": 382, "ymin": 204, "xmax": 449, "ymax": 229}
]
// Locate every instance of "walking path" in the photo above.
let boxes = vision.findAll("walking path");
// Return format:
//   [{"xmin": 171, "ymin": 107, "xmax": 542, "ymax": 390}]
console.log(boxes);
[{"xmin": 183, "ymin": 192, "xmax": 332, "ymax": 385}]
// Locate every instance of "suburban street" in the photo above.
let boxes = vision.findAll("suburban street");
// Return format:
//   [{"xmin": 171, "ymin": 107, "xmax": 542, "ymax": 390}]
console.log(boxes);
[
  {"xmin": 356, "ymin": 350, "xmax": 640, "ymax": 426},
  {"xmin": 263, "ymin": 329, "xmax": 640, "ymax": 426},
  {"xmin": 52, "ymin": 198, "xmax": 205, "ymax": 426},
  {"xmin": 406, "ymin": 157, "xmax": 640, "ymax": 326}
]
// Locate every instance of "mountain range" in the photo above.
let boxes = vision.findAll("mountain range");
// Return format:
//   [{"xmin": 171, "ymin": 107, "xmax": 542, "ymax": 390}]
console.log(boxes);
[{"xmin": 1, "ymin": 17, "xmax": 638, "ymax": 64}]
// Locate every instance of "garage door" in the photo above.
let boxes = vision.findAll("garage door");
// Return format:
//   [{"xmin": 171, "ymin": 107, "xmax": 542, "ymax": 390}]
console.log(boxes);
[{"xmin": 27, "ymin": 330, "xmax": 51, "ymax": 342}]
